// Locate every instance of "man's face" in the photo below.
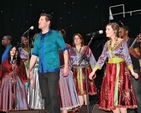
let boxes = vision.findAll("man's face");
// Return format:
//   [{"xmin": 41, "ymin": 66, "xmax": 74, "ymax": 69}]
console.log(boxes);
[
  {"xmin": 38, "ymin": 16, "xmax": 49, "ymax": 29},
  {"xmin": 119, "ymin": 27, "xmax": 126, "ymax": 38},
  {"xmin": 2, "ymin": 36, "xmax": 9, "ymax": 47}
]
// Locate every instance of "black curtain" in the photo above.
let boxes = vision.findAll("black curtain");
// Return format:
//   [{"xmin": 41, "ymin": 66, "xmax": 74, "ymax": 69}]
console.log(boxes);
[
  {"xmin": 108, "ymin": 0, "xmax": 141, "ymax": 38},
  {"xmin": 111, "ymin": 15, "xmax": 141, "ymax": 38},
  {"xmin": 0, "ymin": 0, "xmax": 109, "ymax": 103},
  {"xmin": 0, "ymin": 0, "xmax": 109, "ymax": 60},
  {"xmin": 0, "ymin": 0, "xmax": 141, "ymax": 104},
  {"xmin": 108, "ymin": 0, "xmax": 141, "ymax": 10}
]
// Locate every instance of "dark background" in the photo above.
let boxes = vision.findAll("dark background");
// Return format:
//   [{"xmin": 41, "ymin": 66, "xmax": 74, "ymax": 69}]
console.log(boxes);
[{"xmin": 0, "ymin": 0, "xmax": 141, "ymax": 104}]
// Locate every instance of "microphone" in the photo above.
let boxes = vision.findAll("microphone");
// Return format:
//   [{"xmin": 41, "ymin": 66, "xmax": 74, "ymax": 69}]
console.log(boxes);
[
  {"xmin": 86, "ymin": 30, "xmax": 103, "ymax": 36},
  {"xmin": 23, "ymin": 26, "xmax": 34, "ymax": 35}
]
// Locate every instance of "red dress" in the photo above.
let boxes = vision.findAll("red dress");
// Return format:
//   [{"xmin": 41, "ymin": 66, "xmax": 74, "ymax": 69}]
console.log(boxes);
[
  {"xmin": 69, "ymin": 46, "xmax": 97, "ymax": 95},
  {"xmin": 95, "ymin": 39, "xmax": 137, "ymax": 110},
  {"xmin": 0, "ymin": 59, "xmax": 28, "ymax": 111}
]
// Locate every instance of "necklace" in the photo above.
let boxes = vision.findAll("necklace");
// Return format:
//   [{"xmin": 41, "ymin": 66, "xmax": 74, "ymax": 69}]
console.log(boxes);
[
  {"xmin": 75, "ymin": 47, "xmax": 82, "ymax": 53},
  {"xmin": 10, "ymin": 59, "xmax": 16, "ymax": 65},
  {"xmin": 109, "ymin": 38, "xmax": 119, "ymax": 49},
  {"xmin": 24, "ymin": 47, "xmax": 29, "ymax": 52}
]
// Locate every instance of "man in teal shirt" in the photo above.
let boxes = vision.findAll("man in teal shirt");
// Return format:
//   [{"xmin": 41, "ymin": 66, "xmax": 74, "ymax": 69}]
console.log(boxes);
[
  {"xmin": 1, "ymin": 35, "xmax": 12, "ymax": 63},
  {"xmin": 29, "ymin": 13, "xmax": 68, "ymax": 113}
]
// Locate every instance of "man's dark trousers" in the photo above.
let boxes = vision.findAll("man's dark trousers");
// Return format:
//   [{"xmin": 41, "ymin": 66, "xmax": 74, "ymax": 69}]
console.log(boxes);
[{"xmin": 39, "ymin": 71, "xmax": 60, "ymax": 113}]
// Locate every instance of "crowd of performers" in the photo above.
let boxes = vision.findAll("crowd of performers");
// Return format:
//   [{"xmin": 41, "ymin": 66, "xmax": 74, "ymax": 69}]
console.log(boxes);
[{"xmin": 0, "ymin": 13, "xmax": 141, "ymax": 113}]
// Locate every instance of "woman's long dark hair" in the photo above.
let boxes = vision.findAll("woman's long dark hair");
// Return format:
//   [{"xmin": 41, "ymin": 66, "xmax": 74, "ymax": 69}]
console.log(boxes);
[{"xmin": 8, "ymin": 46, "xmax": 21, "ymax": 65}]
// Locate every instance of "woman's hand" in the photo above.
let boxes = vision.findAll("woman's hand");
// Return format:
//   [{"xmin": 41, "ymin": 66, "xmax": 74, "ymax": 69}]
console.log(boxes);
[
  {"xmin": 89, "ymin": 70, "xmax": 96, "ymax": 80},
  {"xmin": 130, "ymin": 68, "xmax": 139, "ymax": 79},
  {"xmin": 131, "ymin": 71, "xmax": 139, "ymax": 79},
  {"xmin": 30, "ymin": 79, "xmax": 34, "ymax": 89},
  {"xmin": 63, "ymin": 66, "xmax": 69, "ymax": 77},
  {"xmin": 29, "ymin": 70, "xmax": 33, "ymax": 79}
]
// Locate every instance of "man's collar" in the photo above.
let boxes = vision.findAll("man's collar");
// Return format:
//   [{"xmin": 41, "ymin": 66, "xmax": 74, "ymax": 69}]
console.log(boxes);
[{"xmin": 39, "ymin": 29, "xmax": 52, "ymax": 36}]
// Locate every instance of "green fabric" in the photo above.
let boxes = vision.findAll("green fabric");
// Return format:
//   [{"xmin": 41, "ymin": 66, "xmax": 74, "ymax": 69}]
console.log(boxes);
[{"xmin": 114, "ymin": 63, "xmax": 120, "ymax": 105}]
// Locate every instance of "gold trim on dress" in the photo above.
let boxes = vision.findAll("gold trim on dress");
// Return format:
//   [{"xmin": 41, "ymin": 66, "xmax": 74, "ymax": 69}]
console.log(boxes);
[
  {"xmin": 94, "ymin": 65, "xmax": 102, "ymax": 70},
  {"xmin": 108, "ymin": 58, "xmax": 124, "ymax": 63},
  {"xmin": 127, "ymin": 64, "xmax": 133, "ymax": 70}
]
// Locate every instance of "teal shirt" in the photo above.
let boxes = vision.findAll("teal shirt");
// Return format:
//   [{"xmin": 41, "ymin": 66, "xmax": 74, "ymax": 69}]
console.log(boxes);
[{"xmin": 32, "ymin": 29, "xmax": 67, "ymax": 73}]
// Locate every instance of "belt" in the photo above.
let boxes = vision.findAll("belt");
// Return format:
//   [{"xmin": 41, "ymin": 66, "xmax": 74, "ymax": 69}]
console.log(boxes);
[
  {"xmin": 72, "ymin": 64, "xmax": 89, "ymax": 68},
  {"xmin": 108, "ymin": 58, "xmax": 124, "ymax": 63}
]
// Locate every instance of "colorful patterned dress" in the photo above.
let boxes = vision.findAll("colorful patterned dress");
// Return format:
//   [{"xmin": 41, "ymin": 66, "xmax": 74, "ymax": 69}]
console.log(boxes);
[
  {"xmin": 0, "ymin": 59, "xmax": 28, "ymax": 111},
  {"xmin": 58, "ymin": 43, "xmax": 80, "ymax": 110},
  {"xmin": 94, "ymin": 38, "xmax": 137, "ymax": 110},
  {"xmin": 69, "ymin": 46, "xmax": 97, "ymax": 95}
]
